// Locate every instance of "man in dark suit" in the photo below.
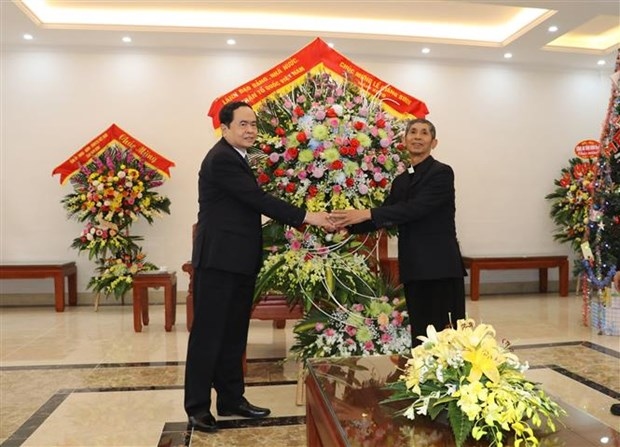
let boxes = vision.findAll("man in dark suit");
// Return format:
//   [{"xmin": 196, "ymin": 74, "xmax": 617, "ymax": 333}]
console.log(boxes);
[
  {"xmin": 330, "ymin": 118, "xmax": 466, "ymax": 345},
  {"xmin": 185, "ymin": 101, "xmax": 334, "ymax": 433}
]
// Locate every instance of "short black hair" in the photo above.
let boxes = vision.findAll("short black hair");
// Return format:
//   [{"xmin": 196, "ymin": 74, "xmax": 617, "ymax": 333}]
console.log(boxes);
[
  {"xmin": 406, "ymin": 118, "xmax": 436, "ymax": 140},
  {"xmin": 219, "ymin": 101, "xmax": 254, "ymax": 127}
]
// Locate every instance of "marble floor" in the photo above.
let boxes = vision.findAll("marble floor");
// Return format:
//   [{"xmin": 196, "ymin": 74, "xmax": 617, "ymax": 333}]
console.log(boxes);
[{"xmin": 1, "ymin": 292, "xmax": 619, "ymax": 446}]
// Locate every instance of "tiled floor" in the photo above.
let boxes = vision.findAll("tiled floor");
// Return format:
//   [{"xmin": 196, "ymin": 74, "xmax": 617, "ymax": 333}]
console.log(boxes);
[{"xmin": 1, "ymin": 292, "xmax": 619, "ymax": 446}]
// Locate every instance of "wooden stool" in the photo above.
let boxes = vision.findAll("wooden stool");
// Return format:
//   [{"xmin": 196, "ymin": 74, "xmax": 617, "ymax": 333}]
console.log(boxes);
[{"xmin": 132, "ymin": 271, "xmax": 177, "ymax": 332}]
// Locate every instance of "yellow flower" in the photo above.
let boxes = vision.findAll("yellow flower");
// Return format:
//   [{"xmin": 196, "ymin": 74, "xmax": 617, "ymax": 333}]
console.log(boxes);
[
  {"xmin": 323, "ymin": 147, "xmax": 340, "ymax": 163},
  {"xmin": 463, "ymin": 346, "xmax": 500, "ymax": 383},
  {"xmin": 455, "ymin": 380, "xmax": 487, "ymax": 420}
]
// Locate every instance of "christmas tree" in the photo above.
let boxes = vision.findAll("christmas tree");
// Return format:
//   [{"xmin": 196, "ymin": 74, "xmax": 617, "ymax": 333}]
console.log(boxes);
[
  {"xmin": 584, "ymin": 50, "xmax": 620, "ymax": 288},
  {"xmin": 583, "ymin": 49, "xmax": 620, "ymax": 335}
]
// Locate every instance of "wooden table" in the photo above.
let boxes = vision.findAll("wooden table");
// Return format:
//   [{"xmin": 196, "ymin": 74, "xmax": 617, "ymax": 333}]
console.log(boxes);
[
  {"xmin": 305, "ymin": 355, "xmax": 615, "ymax": 446},
  {"xmin": 0, "ymin": 262, "xmax": 77, "ymax": 312},
  {"xmin": 462, "ymin": 255, "xmax": 569, "ymax": 300},
  {"xmin": 132, "ymin": 271, "xmax": 177, "ymax": 332}
]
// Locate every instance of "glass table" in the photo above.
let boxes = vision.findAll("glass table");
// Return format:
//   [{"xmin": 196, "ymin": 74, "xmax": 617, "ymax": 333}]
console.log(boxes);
[{"xmin": 305, "ymin": 355, "xmax": 618, "ymax": 446}]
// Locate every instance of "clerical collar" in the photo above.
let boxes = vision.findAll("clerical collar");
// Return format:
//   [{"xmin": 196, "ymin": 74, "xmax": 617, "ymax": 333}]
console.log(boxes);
[{"xmin": 409, "ymin": 156, "xmax": 434, "ymax": 175}]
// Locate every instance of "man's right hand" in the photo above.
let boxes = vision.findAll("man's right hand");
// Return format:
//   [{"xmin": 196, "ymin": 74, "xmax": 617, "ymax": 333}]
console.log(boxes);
[{"xmin": 304, "ymin": 211, "xmax": 337, "ymax": 232}]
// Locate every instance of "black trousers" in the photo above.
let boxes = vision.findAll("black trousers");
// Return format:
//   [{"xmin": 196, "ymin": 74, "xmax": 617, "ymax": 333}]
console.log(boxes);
[
  {"xmin": 404, "ymin": 277, "xmax": 466, "ymax": 346},
  {"xmin": 184, "ymin": 267, "xmax": 255, "ymax": 417}
]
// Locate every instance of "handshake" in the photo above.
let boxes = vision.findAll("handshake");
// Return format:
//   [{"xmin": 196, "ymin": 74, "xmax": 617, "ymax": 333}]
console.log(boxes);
[{"xmin": 304, "ymin": 209, "xmax": 372, "ymax": 232}]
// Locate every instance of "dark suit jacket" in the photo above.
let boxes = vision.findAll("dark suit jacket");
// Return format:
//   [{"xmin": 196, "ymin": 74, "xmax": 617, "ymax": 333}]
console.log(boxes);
[
  {"xmin": 350, "ymin": 156, "xmax": 465, "ymax": 283},
  {"xmin": 191, "ymin": 138, "xmax": 305, "ymax": 276}
]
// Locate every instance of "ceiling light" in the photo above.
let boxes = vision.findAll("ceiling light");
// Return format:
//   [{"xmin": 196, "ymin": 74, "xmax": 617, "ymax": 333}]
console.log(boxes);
[
  {"xmin": 122, "ymin": 36, "xmax": 132, "ymax": 43},
  {"xmin": 597, "ymin": 59, "xmax": 606, "ymax": 65},
  {"xmin": 422, "ymin": 48, "xmax": 431, "ymax": 54},
  {"xmin": 23, "ymin": 33, "xmax": 33, "ymax": 40},
  {"xmin": 226, "ymin": 38, "xmax": 236, "ymax": 45},
  {"xmin": 504, "ymin": 52, "xmax": 513, "ymax": 59},
  {"xmin": 17, "ymin": 0, "xmax": 552, "ymax": 45},
  {"xmin": 548, "ymin": 25, "xmax": 558, "ymax": 32}
]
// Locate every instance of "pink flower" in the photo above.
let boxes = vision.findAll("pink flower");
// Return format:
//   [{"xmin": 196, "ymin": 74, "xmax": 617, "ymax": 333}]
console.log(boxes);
[
  {"xmin": 314, "ymin": 110, "xmax": 326, "ymax": 121},
  {"xmin": 325, "ymin": 328, "xmax": 336, "ymax": 337},
  {"xmin": 290, "ymin": 240, "xmax": 302, "ymax": 251},
  {"xmin": 311, "ymin": 167, "xmax": 325, "ymax": 178},
  {"xmin": 358, "ymin": 184, "xmax": 369, "ymax": 195},
  {"xmin": 364, "ymin": 340, "xmax": 375, "ymax": 351},
  {"xmin": 269, "ymin": 153, "xmax": 280, "ymax": 163},
  {"xmin": 381, "ymin": 333, "xmax": 392, "ymax": 344},
  {"xmin": 345, "ymin": 325, "xmax": 357, "ymax": 336},
  {"xmin": 315, "ymin": 322, "xmax": 324, "ymax": 332}
]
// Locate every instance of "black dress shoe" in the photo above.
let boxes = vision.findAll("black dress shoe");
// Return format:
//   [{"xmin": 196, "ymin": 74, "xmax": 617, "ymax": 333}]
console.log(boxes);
[
  {"xmin": 188, "ymin": 412, "xmax": 218, "ymax": 432},
  {"xmin": 611, "ymin": 403, "xmax": 620, "ymax": 416},
  {"xmin": 217, "ymin": 398, "xmax": 271, "ymax": 418}
]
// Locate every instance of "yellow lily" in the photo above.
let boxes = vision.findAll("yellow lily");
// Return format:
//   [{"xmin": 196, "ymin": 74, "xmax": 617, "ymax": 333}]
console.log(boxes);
[{"xmin": 463, "ymin": 346, "xmax": 500, "ymax": 383}]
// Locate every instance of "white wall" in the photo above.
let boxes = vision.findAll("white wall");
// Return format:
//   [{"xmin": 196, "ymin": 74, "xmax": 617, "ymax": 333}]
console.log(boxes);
[{"xmin": 0, "ymin": 45, "xmax": 612, "ymax": 295}]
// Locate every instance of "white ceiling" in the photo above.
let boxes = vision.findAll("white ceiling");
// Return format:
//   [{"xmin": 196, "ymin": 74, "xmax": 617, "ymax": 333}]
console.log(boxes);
[{"xmin": 2, "ymin": 1, "xmax": 619, "ymax": 70}]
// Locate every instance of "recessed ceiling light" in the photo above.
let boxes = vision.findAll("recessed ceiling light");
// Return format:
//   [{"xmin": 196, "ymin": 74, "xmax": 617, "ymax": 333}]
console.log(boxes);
[
  {"xmin": 421, "ymin": 48, "xmax": 431, "ymax": 54},
  {"xmin": 23, "ymin": 33, "xmax": 33, "ymax": 40},
  {"xmin": 504, "ymin": 52, "xmax": 513, "ymax": 59},
  {"xmin": 226, "ymin": 38, "xmax": 236, "ymax": 45},
  {"xmin": 122, "ymin": 36, "xmax": 132, "ymax": 43},
  {"xmin": 597, "ymin": 59, "xmax": 606, "ymax": 66},
  {"xmin": 548, "ymin": 25, "xmax": 558, "ymax": 32}
]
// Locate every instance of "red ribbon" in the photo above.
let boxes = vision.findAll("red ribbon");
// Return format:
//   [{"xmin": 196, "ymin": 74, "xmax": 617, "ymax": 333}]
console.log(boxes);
[
  {"xmin": 52, "ymin": 124, "xmax": 175, "ymax": 184},
  {"xmin": 208, "ymin": 38, "xmax": 428, "ymax": 128}
]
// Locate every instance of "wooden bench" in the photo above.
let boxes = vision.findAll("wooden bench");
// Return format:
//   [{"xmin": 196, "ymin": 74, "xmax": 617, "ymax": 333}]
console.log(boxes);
[
  {"xmin": 132, "ymin": 271, "xmax": 177, "ymax": 332},
  {"xmin": 0, "ymin": 262, "xmax": 78, "ymax": 312},
  {"xmin": 462, "ymin": 255, "xmax": 569, "ymax": 301}
]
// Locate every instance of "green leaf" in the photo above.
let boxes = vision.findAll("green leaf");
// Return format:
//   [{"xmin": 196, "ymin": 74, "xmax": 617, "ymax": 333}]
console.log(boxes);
[{"xmin": 447, "ymin": 401, "xmax": 474, "ymax": 447}]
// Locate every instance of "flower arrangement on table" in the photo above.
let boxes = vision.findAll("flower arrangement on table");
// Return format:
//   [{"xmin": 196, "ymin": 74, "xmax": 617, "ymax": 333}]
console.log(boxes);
[
  {"xmin": 62, "ymin": 145, "xmax": 171, "ymax": 299},
  {"xmin": 251, "ymin": 70, "xmax": 409, "ymax": 310},
  {"xmin": 385, "ymin": 319, "xmax": 565, "ymax": 447}
]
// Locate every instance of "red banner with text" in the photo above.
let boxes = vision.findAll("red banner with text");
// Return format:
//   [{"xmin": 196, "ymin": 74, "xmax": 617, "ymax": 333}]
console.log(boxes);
[
  {"xmin": 208, "ymin": 38, "xmax": 428, "ymax": 128},
  {"xmin": 52, "ymin": 124, "xmax": 175, "ymax": 184}
]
